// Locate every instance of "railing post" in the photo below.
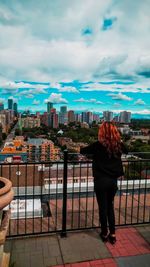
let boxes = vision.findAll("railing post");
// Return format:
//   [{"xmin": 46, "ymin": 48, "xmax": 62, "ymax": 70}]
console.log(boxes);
[{"xmin": 61, "ymin": 150, "xmax": 68, "ymax": 237}]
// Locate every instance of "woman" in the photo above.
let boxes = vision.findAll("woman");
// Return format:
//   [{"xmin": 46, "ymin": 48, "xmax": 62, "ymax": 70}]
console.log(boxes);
[{"xmin": 80, "ymin": 121, "xmax": 128, "ymax": 244}]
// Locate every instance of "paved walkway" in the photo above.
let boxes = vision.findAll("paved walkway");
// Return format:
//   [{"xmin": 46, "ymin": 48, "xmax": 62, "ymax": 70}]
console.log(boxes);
[{"xmin": 5, "ymin": 225, "xmax": 150, "ymax": 267}]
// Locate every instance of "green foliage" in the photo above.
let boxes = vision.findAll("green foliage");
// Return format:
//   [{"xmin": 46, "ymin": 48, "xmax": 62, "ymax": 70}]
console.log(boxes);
[
  {"xmin": 129, "ymin": 139, "xmax": 150, "ymax": 158},
  {"xmin": 63, "ymin": 127, "xmax": 98, "ymax": 143},
  {"xmin": 131, "ymin": 119, "xmax": 150, "ymax": 130},
  {"xmin": 122, "ymin": 134, "xmax": 131, "ymax": 142}
]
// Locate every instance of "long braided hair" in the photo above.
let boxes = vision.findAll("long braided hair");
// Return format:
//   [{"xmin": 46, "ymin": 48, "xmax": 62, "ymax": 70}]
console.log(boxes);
[{"xmin": 98, "ymin": 121, "xmax": 122, "ymax": 158}]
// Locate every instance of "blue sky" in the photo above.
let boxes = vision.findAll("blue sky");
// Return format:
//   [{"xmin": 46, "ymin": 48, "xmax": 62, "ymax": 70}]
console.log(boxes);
[{"xmin": 0, "ymin": 0, "xmax": 150, "ymax": 117}]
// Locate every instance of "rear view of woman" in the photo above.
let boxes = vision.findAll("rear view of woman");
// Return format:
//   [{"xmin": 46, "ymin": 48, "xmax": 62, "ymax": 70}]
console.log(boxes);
[{"xmin": 80, "ymin": 122, "xmax": 127, "ymax": 244}]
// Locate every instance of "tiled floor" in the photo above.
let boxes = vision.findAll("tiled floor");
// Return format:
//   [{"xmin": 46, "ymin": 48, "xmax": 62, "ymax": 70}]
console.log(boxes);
[
  {"xmin": 106, "ymin": 227, "xmax": 150, "ymax": 257},
  {"xmin": 5, "ymin": 225, "xmax": 150, "ymax": 267}
]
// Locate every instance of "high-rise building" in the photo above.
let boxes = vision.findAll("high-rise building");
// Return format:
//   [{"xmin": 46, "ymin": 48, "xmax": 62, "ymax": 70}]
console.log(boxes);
[
  {"xmin": 47, "ymin": 102, "xmax": 53, "ymax": 113},
  {"xmin": 50, "ymin": 108, "xmax": 58, "ymax": 128},
  {"xmin": 0, "ymin": 102, "xmax": 4, "ymax": 111},
  {"xmin": 75, "ymin": 113, "xmax": 81, "ymax": 123},
  {"xmin": 68, "ymin": 110, "xmax": 75, "ymax": 123},
  {"xmin": 113, "ymin": 115, "xmax": 119, "ymax": 123},
  {"xmin": 87, "ymin": 112, "xmax": 93, "ymax": 124},
  {"xmin": 119, "ymin": 111, "xmax": 131, "ymax": 123},
  {"xmin": 81, "ymin": 112, "xmax": 87, "ymax": 123},
  {"xmin": 103, "ymin": 111, "xmax": 113, "ymax": 122},
  {"xmin": 8, "ymin": 99, "xmax": 13, "ymax": 110},
  {"xmin": 93, "ymin": 114, "xmax": 100, "ymax": 123},
  {"xmin": 60, "ymin": 106, "xmax": 67, "ymax": 113},
  {"xmin": 59, "ymin": 106, "xmax": 68, "ymax": 124},
  {"xmin": 13, "ymin": 102, "xmax": 18, "ymax": 115}
]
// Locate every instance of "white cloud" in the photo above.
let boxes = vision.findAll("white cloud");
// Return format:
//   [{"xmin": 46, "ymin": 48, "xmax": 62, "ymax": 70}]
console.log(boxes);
[
  {"xmin": 0, "ymin": 0, "xmax": 150, "ymax": 117},
  {"xmin": 49, "ymin": 82, "xmax": 79, "ymax": 93},
  {"xmin": 134, "ymin": 99, "xmax": 146, "ymax": 105},
  {"xmin": 0, "ymin": 80, "xmax": 49, "ymax": 90},
  {"xmin": 0, "ymin": 0, "xmax": 150, "ymax": 85},
  {"xmin": 74, "ymin": 98, "xmax": 103, "ymax": 104},
  {"xmin": 25, "ymin": 94, "xmax": 34, "ymax": 99},
  {"xmin": 113, "ymin": 103, "xmax": 121, "ymax": 107},
  {"xmin": 44, "ymin": 93, "xmax": 68, "ymax": 104},
  {"xmin": 96, "ymin": 101, "xmax": 103, "ymax": 104},
  {"xmin": 79, "ymin": 81, "xmax": 150, "ymax": 93},
  {"xmin": 108, "ymin": 93, "xmax": 132, "ymax": 101},
  {"xmin": 58, "ymin": 86, "xmax": 79, "ymax": 93},
  {"xmin": 33, "ymin": 100, "xmax": 40, "ymax": 105},
  {"xmin": 74, "ymin": 98, "xmax": 86, "ymax": 102}
]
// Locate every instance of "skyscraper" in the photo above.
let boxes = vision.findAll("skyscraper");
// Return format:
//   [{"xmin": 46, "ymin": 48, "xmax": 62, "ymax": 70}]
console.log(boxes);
[
  {"xmin": 60, "ymin": 106, "xmax": 67, "ymax": 113},
  {"xmin": 0, "ymin": 102, "xmax": 4, "ymax": 111},
  {"xmin": 81, "ymin": 112, "xmax": 87, "ymax": 123},
  {"xmin": 103, "ymin": 111, "xmax": 113, "ymax": 122},
  {"xmin": 13, "ymin": 102, "xmax": 18, "ymax": 115},
  {"xmin": 59, "ymin": 106, "xmax": 68, "ymax": 124},
  {"xmin": 47, "ymin": 102, "xmax": 53, "ymax": 113},
  {"xmin": 8, "ymin": 99, "xmax": 13, "ymax": 110},
  {"xmin": 68, "ymin": 110, "xmax": 75, "ymax": 123},
  {"xmin": 119, "ymin": 111, "xmax": 131, "ymax": 123},
  {"xmin": 50, "ymin": 108, "xmax": 58, "ymax": 128},
  {"xmin": 75, "ymin": 113, "xmax": 81, "ymax": 123},
  {"xmin": 87, "ymin": 112, "xmax": 93, "ymax": 124}
]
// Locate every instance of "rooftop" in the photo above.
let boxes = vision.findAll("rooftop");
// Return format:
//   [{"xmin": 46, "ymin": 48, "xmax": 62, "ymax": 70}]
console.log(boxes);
[
  {"xmin": 1, "ymin": 153, "xmax": 150, "ymax": 266},
  {"xmin": 6, "ymin": 225, "xmax": 150, "ymax": 267}
]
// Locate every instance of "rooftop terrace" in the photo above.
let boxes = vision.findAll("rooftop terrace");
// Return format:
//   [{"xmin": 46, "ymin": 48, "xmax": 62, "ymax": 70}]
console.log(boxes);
[{"xmin": 1, "ymin": 152, "xmax": 150, "ymax": 266}]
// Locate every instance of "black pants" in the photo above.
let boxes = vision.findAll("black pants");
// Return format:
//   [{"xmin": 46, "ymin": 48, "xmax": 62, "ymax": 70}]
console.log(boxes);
[{"xmin": 94, "ymin": 178, "xmax": 118, "ymax": 235}]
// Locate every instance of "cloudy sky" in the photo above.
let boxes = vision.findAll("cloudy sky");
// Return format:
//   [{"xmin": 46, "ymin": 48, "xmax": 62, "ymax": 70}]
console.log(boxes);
[{"xmin": 0, "ymin": 0, "xmax": 150, "ymax": 117}]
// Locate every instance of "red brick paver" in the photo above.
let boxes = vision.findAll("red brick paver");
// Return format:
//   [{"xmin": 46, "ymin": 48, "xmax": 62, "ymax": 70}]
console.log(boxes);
[
  {"xmin": 106, "ymin": 227, "xmax": 150, "ymax": 257},
  {"xmin": 90, "ymin": 258, "xmax": 117, "ymax": 267},
  {"xmin": 50, "ymin": 259, "xmax": 118, "ymax": 267}
]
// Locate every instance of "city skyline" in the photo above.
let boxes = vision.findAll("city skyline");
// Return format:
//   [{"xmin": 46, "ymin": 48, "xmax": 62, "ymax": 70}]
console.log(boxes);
[
  {"xmin": 0, "ymin": 96, "xmax": 149, "ymax": 119},
  {"xmin": 0, "ymin": 1, "xmax": 150, "ymax": 118}
]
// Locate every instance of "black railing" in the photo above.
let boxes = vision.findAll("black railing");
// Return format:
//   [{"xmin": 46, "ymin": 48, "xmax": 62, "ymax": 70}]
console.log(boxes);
[{"xmin": 0, "ymin": 151, "xmax": 149, "ymax": 238}]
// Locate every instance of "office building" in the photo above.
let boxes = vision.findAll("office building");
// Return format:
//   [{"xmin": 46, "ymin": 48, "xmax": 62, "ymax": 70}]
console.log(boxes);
[
  {"xmin": 8, "ymin": 98, "xmax": 13, "ymax": 110},
  {"xmin": 47, "ymin": 102, "xmax": 53, "ymax": 113},
  {"xmin": 93, "ymin": 114, "xmax": 100, "ymax": 123},
  {"xmin": 60, "ymin": 106, "xmax": 67, "ymax": 113},
  {"xmin": 103, "ymin": 111, "xmax": 113, "ymax": 122},
  {"xmin": 119, "ymin": 111, "xmax": 131, "ymax": 124},
  {"xmin": 59, "ymin": 106, "xmax": 68, "ymax": 124},
  {"xmin": 13, "ymin": 102, "xmax": 18, "ymax": 115},
  {"xmin": 81, "ymin": 112, "xmax": 87, "ymax": 123},
  {"xmin": 75, "ymin": 113, "xmax": 81, "ymax": 123},
  {"xmin": 50, "ymin": 108, "xmax": 58, "ymax": 128},
  {"xmin": 68, "ymin": 110, "xmax": 75, "ymax": 123},
  {"xmin": 0, "ymin": 102, "xmax": 4, "ymax": 111},
  {"xmin": 87, "ymin": 112, "xmax": 93, "ymax": 125}
]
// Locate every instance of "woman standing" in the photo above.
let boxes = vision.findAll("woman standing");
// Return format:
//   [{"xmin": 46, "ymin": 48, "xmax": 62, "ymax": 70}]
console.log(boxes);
[{"xmin": 80, "ymin": 122, "xmax": 128, "ymax": 244}]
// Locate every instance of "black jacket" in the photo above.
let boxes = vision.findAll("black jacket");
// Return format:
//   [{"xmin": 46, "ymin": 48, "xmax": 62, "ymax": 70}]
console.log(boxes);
[{"xmin": 80, "ymin": 141, "xmax": 128, "ymax": 180}]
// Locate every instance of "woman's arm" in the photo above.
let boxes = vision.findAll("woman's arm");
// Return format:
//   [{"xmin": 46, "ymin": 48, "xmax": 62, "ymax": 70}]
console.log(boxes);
[{"xmin": 80, "ymin": 143, "xmax": 95, "ymax": 155}]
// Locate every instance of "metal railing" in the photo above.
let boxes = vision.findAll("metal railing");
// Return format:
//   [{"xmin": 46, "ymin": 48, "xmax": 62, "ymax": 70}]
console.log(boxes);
[{"xmin": 0, "ymin": 151, "xmax": 149, "ymax": 238}]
